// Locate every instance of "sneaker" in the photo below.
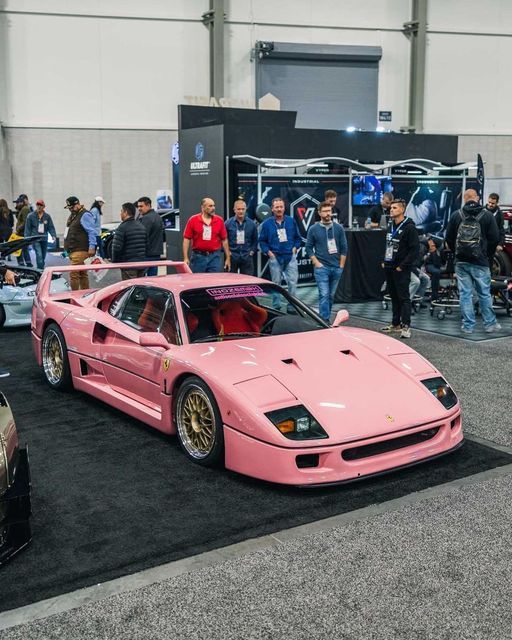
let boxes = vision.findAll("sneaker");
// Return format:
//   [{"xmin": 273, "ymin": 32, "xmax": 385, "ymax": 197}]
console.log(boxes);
[
  {"xmin": 400, "ymin": 325, "xmax": 411, "ymax": 339},
  {"xmin": 461, "ymin": 327, "xmax": 473, "ymax": 335},
  {"xmin": 381, "ymin": 324, "xmax": 401, "ymax": 333},
  {"xmin": 0, "ymin": 367, "xmax": 10, "ymax": 378},
  {"xmin": 484, "ymin": 323, "xmax": 502, "ymax": 333}
]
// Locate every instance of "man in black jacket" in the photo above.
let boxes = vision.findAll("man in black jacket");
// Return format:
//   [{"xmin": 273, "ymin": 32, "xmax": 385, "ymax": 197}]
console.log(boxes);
[
  {"xmin": 381, "ymin": 199, "xmax": 420, "ymax": 339},
  {"xmin": 484, "ymin": 192, "xmax": 505, "ymax": 271},
  {"xmin": 445, "ymin": 189, "xmax": 500, "ymax": 334},
  {"xmin": 137, "ymin": 196, "xmax": 164, "ymax": 276},
  {"xmin": 112, "ymin": 203, "xmax": 148, "ymax": 280}
]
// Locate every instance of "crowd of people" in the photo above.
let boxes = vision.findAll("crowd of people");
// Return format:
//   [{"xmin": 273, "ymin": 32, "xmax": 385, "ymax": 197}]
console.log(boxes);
[{"xmin": 0, "ymin": 186, "xmax": 506, "ymax": 353}]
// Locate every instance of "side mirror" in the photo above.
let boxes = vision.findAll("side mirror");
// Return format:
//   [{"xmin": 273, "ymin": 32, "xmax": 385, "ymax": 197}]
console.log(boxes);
[
  {"xmin": 332, "ymin": 309, "xmax": 349, "ymax": 327},
  {"xmin": 139, "ymin": 332, "xmax": 169, "ymax": 349}
]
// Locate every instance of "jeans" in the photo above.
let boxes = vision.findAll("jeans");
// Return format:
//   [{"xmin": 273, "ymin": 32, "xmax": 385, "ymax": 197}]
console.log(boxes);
[
  {"xmin": 17, "ymin": 245, "xmax": 33, "ymax": 267},
  {"xmin": 455, "ymin": 262, "xmax": 497, "ymax": 330},
  {"xmin": 426, "ymin": 265, "xmax": 441, "ymax": 300},
  {"xmin": 409, "ymin": 270, "xmax": 430, "ymax": 301},
  {"xmin": 230, "ymin": 254, "xmax": 254, "ymax": 276},
  {"xmin": 33, "ymin": 240, "xmax": 48, "ymax": 270},
  {"xmin": 268, "ymin": 255, "xmax": 298, "ymax": 309},
  {"xmin": 190, "ymin": 250, "xmax": 222, "ymax": 273},
  {"xmin": 314, "ymin": 265, "xmax": 343, "ymax": 321},
  {"xmin": 385, "ymin": 268, "xmax": 412, "ymax": 327},
  {"xmin": 146, "ymin": 254, "xmax": 161, "ymax": 277}
]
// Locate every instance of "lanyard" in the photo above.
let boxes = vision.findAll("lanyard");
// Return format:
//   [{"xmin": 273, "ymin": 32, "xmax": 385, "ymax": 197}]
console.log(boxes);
[{"xmin": 390, "ymin": 217, "xmax": 407, "ymax": 239}]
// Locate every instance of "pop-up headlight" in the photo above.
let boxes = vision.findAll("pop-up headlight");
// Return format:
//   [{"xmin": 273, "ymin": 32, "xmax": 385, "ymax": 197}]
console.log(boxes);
[
  {"xmin": 265, "ymin": 405, "xmax": 328, "ymax": 440},
  {"xmin": 422, "ymin": 377, "xmax": 458, "ymax": 410}
]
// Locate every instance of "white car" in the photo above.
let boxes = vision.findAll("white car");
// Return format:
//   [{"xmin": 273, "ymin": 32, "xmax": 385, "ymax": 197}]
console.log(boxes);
[{"xmin": 0, "ymin": 237, "xmax": 70, "ymax": 328}]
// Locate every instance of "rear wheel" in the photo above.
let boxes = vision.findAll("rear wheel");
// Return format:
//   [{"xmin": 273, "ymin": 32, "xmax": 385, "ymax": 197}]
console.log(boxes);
[
  {"xmin": 175, "ymin": 377, "xmax": 224, "ymax": 467},
  {"xmin": 41, "ymin": 323, "xmax": 72, "ymax": 390},
  {"xmin": 494, "ymin": 251, "xmax": 512, "ymax": 276}
]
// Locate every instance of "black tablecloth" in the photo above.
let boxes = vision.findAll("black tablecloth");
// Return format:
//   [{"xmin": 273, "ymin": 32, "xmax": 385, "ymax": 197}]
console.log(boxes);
[{"xmin": 334, "ymin": 229, "xmax": 387, "ymax": 302}]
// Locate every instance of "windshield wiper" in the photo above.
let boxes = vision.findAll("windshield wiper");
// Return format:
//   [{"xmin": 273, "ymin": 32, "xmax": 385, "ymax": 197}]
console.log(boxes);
[{"xmin": 193, "ymin": 332, "xmax": 264, "ymax": 343}]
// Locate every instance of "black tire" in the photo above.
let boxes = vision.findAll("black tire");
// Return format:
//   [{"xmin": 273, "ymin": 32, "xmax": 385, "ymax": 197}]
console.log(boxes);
[
  {"xmin": 174, "ymin": 376, "xmax": 224, "ymax": 467},
  {"xmin": 41, "ymin": 322, "xmax": 72, "ymax": 390},
  {"xmin": 0, "ymin": 304, "xmax": 5, "ymax": 329},
  {"xmin": 103, "ymin": 235, "xmax": 114, "ymax": 261},
  {"xmin": 494, "ymin": 251, "xmax": 512, "ymax": 277}
]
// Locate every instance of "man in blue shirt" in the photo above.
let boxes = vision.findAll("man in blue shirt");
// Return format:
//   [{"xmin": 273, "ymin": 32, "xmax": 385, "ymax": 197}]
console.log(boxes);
[
  {"xmin": 225, "ymin": 200, "xmax": 258, "ymax": 275},
  {"xmin": 306, "ymin": 201, "xmax": 347, "ymax": 322},
  {"xmin": 258, "ymin": 197, "xmax": 302, "ymax": 309}
]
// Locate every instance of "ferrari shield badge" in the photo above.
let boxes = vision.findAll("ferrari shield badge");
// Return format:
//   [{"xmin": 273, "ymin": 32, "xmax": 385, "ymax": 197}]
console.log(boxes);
[
  {"xmin": 385, "ymin": 415, "xmax": 394, "ymax": 423},
  {"xmin": 162, "ymin": 357, "xmax": 171, "ymax": 372}
]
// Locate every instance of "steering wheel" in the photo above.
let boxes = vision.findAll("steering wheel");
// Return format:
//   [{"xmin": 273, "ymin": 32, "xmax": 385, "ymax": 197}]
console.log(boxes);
[{"xmin": 261, "ymin": 317, "xmax": 279, "ymax": 335}]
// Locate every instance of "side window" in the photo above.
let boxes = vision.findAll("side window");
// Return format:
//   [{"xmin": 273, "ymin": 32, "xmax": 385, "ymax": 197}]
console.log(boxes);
[
  {"xmin": 115, "ymin": 286, "xmax": 170, "ymax": 333},
  {"xmin": 108, "ymin": 288, "xmax": 133, "ymax": 318}
]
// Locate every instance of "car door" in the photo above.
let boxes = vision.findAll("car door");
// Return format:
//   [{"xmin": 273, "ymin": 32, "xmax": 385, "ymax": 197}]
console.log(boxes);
[{"xmin": 100, "ymin": 285, "xmax": 177, "ymax": 411}]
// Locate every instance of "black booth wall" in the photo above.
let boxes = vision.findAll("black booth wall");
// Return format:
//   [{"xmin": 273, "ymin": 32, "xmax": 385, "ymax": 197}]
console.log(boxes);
[{"xmin": 178, "ymin": 105, "xmax": 459, "ymax": 228}]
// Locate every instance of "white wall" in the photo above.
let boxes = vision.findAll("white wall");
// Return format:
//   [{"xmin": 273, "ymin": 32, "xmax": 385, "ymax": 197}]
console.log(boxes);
[{"xmin": 2, "ymin": 0, "xmax": 512, "ymax": 216}]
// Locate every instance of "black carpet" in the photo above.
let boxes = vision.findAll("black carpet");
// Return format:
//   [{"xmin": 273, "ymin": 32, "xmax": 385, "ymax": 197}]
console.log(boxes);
[{"xmin": 1, "ymin": 330, "xmax": 512, "ymax": 613}]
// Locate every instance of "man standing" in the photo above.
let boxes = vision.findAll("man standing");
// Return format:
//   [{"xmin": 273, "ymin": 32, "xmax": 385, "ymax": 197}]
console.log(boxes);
[
  {"xmin": 324, "ymin": 190, "xmax": 348, "ymax": 226},
  {"xmin": 381, "ymin": 199, "xmax": 419, "ymax": 339},
  {"xmin": 258, "ymin": 197, "xmax": 302, "ymax": 308},
  {"xmin": 445, "ymin": 188, "xmax": 500, "ymax": 334},
  {"xmin": 13, "ymin": 194, "xmax": 33, "ymax": 266},
  {"xmin": 306, "ymin": 201, "xmax": 347, "ymax": 323},
  {"xmin": 24, "ymin": 199, "xmax": 57, "ymax": 269},
  {"xmin": 225, "ymin": 199, "xmax": 258, "ymax": 275},
  {"xmin": 112, "ymin": 202, "xmax": 148, "ymax": 280},
  {"xmin": 182, "ymin": 197, "xmax": 231, "ymax": 273},
  {"xmin": 484, "ymin": 192, "xmax": 505, "ymax": 271},
  {"xmin": 63, "ymin": 196, "xmax": 97, "ymax": 290},
  {"xmin": 370, "ymin": 191, "xmax": 393, "ymax": 228},
  {"xmin": 137, "ymin": 196, "xmax": 164, "ymax": 276}
]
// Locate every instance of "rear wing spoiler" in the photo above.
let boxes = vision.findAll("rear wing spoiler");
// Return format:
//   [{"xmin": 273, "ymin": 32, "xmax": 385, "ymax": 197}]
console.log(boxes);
[{"xmin": 36, "ymin": 260, "xmax": 192, "ymax": 300}]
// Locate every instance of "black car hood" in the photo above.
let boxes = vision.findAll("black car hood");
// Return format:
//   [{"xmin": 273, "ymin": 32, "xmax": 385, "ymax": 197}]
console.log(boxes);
[{"xmin": 0, "ymin": 236, "xmax": 43, "ymax": 258}]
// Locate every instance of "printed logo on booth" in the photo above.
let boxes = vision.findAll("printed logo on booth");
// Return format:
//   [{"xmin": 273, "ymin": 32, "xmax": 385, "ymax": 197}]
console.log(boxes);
[
  {"xmin": 195, "ymin": 142, "xmax": 205, "ymax": 161},
  {"xmin": 290, "ymin": 193, "xmax": 320, "ymax": 237}
]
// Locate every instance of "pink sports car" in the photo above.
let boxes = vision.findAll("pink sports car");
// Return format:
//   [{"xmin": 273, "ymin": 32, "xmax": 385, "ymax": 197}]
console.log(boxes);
[{"xmin": 31, "ymin": 262, "xmax": 463, "ymax": 486}]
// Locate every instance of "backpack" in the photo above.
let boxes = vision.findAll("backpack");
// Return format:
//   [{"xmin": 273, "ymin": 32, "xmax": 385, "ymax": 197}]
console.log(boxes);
[{"xmin": 455, "ymin": 210, "xmax": 485, "ymax": 261}]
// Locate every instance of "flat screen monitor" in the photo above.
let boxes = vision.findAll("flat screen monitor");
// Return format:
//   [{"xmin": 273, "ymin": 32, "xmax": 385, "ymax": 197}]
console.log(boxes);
[{"xmin": 352, "ymin": 175, "xmax": 393, "ymax": 206}]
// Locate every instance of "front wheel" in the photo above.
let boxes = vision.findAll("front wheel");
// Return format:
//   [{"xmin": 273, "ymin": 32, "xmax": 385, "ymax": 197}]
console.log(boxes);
[
  {"xmin": 174, "ymin": 377, "xmax": 224, "ymax": 467},
  {"xmin": 41, "ymin": 323, "xmax": 72, "ymax": 390}
]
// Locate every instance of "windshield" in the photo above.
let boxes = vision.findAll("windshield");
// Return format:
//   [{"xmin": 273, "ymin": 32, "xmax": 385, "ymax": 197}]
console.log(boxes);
[{"xmin": 180, "ymin": 283, "xmax": 327, "ymax": 343}]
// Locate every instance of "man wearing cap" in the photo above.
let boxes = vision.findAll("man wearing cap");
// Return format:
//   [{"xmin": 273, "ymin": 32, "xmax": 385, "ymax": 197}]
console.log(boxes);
[
  {"xmin": 13, "ymin": 194, "xmax": 33, "ymax": 267},
  {"xmin": 63, "ymin": 196, "xmax": 97, "ymax": 290},
  {"xmin": 24, "ymin": 200, "xmax": 57, "ymax": 269},
  {"xmin": 90, "ymin": 197, "xmax": 105, "ymax": 257}
]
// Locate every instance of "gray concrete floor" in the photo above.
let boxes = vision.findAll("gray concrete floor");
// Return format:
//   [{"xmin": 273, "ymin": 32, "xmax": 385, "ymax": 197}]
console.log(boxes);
[{"xmin": 0, "ymin": 315, "xmax": 511, "ymax": 639}]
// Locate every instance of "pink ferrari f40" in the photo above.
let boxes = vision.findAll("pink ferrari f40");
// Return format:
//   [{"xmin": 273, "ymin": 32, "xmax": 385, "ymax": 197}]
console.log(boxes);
[{"xmin": 31, "ymin": 261, "xmax": 463, "ymax": 486}]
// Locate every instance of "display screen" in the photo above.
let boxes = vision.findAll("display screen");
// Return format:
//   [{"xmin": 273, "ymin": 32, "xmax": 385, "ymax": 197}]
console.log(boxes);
[
  {"xmin": 352, "ymin": 176, "xmax": 393, "ymax": 206},
  {"xmin": 392, "ymin": 177, "xmax": 477, "ymax": 236}
]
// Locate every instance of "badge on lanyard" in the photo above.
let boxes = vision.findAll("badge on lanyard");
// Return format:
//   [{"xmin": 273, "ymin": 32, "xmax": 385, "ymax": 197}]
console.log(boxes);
[
  {"xmin": 38, "ymin": 222, "xmax": 45, "ymax": 234},
  {"xmin": 202, "ymin": 224, "xmax": 212, "ymax": 241},
  {"xmin": 277, "ymin": 227, "xmax": 288, "ymax": 243},
  {"xmin": 236, "ymin": 229, "xmax": 245, "ymax": 244},
  {"xmin": 327, "ymin": 237, "xmax": 337, "ymax": 254},
  {"xmin": 384, "ymin": 242, "xmax": 395, "ymax": 262}
]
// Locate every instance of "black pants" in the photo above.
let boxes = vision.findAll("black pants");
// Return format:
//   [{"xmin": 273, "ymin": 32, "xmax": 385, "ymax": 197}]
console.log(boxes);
[
  {"xmin": 385, "ymin": 268, "xmax": 411, "ymax": 327},
  {"xmin": 230, "ymin": 254, "xmax": 254, "ymax": 276}
]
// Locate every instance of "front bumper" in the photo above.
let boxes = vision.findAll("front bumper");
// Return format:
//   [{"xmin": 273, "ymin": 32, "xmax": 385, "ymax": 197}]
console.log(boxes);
[
  {"xmin": 0, "ymin": 447, "xmax": 32, "ymax": 566},
  {"xmin": 224, "ymin": 410, "xmax": 463, "ymax": 486}
]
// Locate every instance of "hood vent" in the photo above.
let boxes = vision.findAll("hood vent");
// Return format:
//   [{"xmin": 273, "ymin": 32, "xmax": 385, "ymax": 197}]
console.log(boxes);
[{"xmin": 281, "ymin": 357, "xmax": 302, "ymax": 370}]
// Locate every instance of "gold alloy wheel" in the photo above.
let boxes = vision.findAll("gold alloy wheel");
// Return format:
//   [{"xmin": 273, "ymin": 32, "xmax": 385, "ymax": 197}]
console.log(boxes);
[
  {"xmin": 176, "ymin": 384, "xmax": 216, "ymax": 459},
  {"xmin": 42, "ymin": 329, "xmax": 64, "ymax": 385}
]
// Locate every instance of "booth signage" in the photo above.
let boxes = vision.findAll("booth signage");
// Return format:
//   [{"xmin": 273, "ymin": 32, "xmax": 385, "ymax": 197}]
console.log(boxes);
[
  {"xmin": 378, "ymin": 110, "xmax": 392, "ymax": 122},
  {"xmin": 189, "ymin": 142, "xmax": 211, "ymax": 176}
]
